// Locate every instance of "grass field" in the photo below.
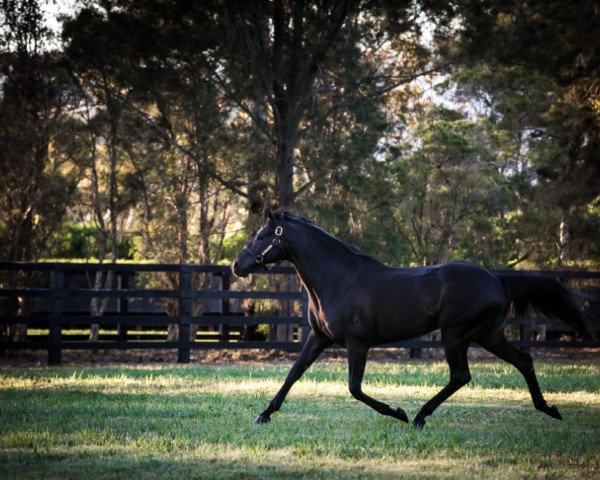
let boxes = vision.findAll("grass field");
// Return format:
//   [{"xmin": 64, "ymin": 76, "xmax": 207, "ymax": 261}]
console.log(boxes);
[{"xmin": 1, "ymin": 358, "xmax": 599, "ymax": 479}]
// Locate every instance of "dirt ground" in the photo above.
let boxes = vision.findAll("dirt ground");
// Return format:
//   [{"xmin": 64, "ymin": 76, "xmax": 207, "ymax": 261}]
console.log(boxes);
[{"xmin": 0, "ymin": 346, "xmax": 598, "ymax": 368}]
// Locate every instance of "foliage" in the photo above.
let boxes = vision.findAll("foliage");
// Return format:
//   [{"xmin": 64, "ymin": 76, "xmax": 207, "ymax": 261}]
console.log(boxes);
[
  {"xmin": 46, "ymin": 222, "xmax": 136, "ymax": 260},
  {"xmin": 437, "ymin": 0, "xmax": 600, "ymax": 267},
  {"xmin": 0, "ymin": 0, "xmax": 598, "ymax": 269},
  {"xmin": 0, "ymin": 0, "xmax": 77, "ymax": 261}
]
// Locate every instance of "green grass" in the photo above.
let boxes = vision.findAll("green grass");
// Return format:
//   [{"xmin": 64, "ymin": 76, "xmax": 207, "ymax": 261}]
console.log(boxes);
[{"xmin": 1, "ymin": 359, "xmax": 599, "ymax": 479}]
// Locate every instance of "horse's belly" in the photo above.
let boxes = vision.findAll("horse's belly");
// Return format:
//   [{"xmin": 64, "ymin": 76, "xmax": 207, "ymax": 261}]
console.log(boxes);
[
  {"xmin": 369, "ymin": 271, "xmax": 442, "ymax": 344},
  {"xmin": 374, "ymin": 313, "xmax": 439, "ymax": 344}
]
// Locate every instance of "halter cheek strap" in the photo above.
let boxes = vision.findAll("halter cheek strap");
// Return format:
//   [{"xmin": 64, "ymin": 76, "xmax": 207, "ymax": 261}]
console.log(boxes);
[{"xmin": 244, "ymin": 225, "xmax": 284, "ymax": 266}]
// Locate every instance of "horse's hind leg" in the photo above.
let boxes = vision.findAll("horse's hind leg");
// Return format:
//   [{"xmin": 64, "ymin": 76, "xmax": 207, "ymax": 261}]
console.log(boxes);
[
  {"xmin": 475, "ymin": 333, "xmax": 562, "ymax": 420},
  {"xmin": 347, "ymin": 342, "xmax": 409, "ymax": 422},
  {"xmin": 413, "ymin": 334, "xmax": 471, "ymax": 428}
]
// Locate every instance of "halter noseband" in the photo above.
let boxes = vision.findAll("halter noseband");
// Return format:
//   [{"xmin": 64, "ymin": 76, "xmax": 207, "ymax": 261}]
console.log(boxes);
[{"xmin": 243, "ymin": 224, "xmax": 285, "ymax": 268}]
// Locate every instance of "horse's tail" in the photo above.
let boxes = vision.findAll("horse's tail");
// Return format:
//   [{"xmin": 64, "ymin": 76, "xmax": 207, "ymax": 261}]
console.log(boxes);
[{"xmin": 497, "ymin": 272, "xmax": 595, "ymax": 340}]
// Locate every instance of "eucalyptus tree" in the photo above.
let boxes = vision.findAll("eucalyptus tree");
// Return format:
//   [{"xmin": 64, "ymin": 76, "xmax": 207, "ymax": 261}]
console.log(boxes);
[
  {"xmin": 62, "ymin": 5, "xmax": 149, "ymax": 339},
  {"xmin": 217, "ymin": 0, "xmax": 450, "ymax": 210},
  {"xmin": 0, "ymin": 0, "xmax": 76, "ymax": 343},
  {"xmin": 0, "ymin": 0, "xmax": 75, "ymax": 262},
  {"xmin": 439, "ymin": 0, "xmax": 600, "ymax": 267},
  {"xmin": 373, "ymin": 107, "xmax": 516, "ymax": 267}
]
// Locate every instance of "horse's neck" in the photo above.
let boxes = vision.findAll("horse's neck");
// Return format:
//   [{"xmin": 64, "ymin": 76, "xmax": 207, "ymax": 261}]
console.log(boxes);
[{"xmin": 286, "ymin": 223, "xmax": 361, "ymax": 298}]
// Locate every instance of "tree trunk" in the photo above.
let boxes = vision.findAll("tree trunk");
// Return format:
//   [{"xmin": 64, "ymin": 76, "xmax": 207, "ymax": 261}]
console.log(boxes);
[
  {"xmin": 275, "ymin": 272, "xmax": 297, "ymax": 342},
  {"xmin": 557, "ymin": 214, "xmax": 570, "ymax": 267},
  {"xmin": 275, "ymin": 133, "xmax": 296, "ymax": 208},
  {"xmin": 90, "ymin": 92, "xmax": 120, "ymax": 342},
  {"xmin": 167, "ymin": 205, "xmax": 189, "ymax": 343}
]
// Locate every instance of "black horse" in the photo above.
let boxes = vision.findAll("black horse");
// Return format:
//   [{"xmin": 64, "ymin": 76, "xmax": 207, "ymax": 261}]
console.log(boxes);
[{"xmin": 232, "ymin": 209, "xmax": 594, "ymax": 428}]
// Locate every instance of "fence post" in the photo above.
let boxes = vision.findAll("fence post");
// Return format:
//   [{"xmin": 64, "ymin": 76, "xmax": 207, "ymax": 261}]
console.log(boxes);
[
  {"xmin": 301, "ymin": 290, "xmax": 309, "ymax": 345},
  {"xmin": 118, "ymin": 272, "xmax": 129, "ymax": 342},
  {"xmin": 219, "ymin": 273, "xmax": 230, "ymax": 342},
  {"xmin": 519, "ymin": 323, "xmax": 531, "ymax": 354},
  {"xmin": 178, "ymin": 266, "xmax": 191, "ymax": 363},
  {"xmin": 49, "ymin": 266, "xmax": 64, "ymax": 366},
  {"xmin": 409, "ymin": 341, "xmax": 422, "ymax": 359}
]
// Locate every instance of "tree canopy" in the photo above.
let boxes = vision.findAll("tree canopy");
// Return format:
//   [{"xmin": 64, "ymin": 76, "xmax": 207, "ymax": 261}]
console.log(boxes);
[{"xmin": 0, "ymin": 0, "xmax": 598, "ymax": 269}]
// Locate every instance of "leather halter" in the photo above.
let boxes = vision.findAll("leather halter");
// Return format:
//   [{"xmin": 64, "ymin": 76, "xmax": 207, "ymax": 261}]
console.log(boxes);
[{"xmin": 243, "ymin": 224, "xmax": 285, "ymax": 269}]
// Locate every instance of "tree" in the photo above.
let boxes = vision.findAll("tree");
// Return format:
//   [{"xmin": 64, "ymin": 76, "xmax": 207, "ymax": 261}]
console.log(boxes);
[
  {"xmin": 0, "ymin": 0, "xmax": 76, "ymax": 261},
  {"xmin": 372, "ymin": 107, "xmax": 516, "ymax": 266},
  {"xmin": 62, "ymin": 5, "xmax": 144, "ymax": 339},
  {"xmin": 0, "ymin": 0, "xmax": 76, "ymax": 343},
  {"xmin": 440, "ymin": 0, "xmax": 600, "ymax": 267},
  {"xmin": 216, "ymin": 0, "xmax": 447, "ymax": 209},
  {"xmin": 61, "ymin": 0, "xmax": 248, "ymax": 340}
]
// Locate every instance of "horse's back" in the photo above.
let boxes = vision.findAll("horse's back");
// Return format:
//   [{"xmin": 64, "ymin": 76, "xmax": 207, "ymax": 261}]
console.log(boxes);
[
  {"xmin": 365, "ymin": 262, "xmax": 507, "ymax": 344},
  {"xmin": 382, "ymin": 261, "xmax": 503, "ymax": 306},
  {"xmin": 437, "ymin": 262, "xmax": 506, "ymax": 305}
]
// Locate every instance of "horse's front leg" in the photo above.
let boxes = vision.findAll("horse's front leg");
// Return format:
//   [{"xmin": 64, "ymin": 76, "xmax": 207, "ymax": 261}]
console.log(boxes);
[
  {"xmin": 255, "ymin": 330, "xmax": 333, "ymax": 424},
  {"xmin": 347, "ymin": 342, "xmax": 409, "ymax": 423}
]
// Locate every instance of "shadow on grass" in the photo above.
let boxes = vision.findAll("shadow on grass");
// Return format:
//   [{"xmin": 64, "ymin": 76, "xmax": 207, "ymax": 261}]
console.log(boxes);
[
  {"xmin": 0, "ymin": 448, "xmax": 478, "ymax": 480},
  {"xmin": 0, "ymin": 450, "xmax": 358, "ymax": 480}
]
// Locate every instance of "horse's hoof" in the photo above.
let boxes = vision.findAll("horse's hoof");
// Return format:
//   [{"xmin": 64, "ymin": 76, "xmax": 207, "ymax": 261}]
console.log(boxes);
[
  {"xmin": 254, "ymin": 414, "xmax": 271, "ymax": 425},
  {"xmin": 545, "ymin": 404, "xmax": 563, "ymax": 421},
  {"xmin": 412, "ymin": 417, "xmax": 426, "ymax": 429},
  {"xmin": 394, "ymin": 407, "xmax": 409, "ymax": 423}
]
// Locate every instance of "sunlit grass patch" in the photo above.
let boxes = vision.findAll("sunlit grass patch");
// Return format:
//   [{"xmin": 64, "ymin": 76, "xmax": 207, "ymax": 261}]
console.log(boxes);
[{"xmin": 1, "ymin": 360, "xmax": 599, "ymax": 479}]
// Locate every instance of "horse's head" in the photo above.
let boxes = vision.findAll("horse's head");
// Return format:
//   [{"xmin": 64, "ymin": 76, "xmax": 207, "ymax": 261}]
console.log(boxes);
[{"xmin": 232, "ymin": 208, "xmax": 287, "ymax": 278}]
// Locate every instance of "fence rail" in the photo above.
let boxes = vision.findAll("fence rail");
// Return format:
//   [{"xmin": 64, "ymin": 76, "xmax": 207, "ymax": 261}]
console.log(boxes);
[{"xmin": 0, "ymin": 262, "xmax": 598, "ymax": 365}]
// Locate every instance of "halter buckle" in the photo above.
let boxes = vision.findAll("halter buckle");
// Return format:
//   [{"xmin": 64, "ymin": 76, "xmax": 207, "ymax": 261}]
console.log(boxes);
[{"xmin": 275, "ymin": 226, "xmax": 283, "ymax": 236}]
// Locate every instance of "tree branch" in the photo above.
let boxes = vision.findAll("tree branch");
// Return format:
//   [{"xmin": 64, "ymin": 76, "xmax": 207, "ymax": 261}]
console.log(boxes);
[{"xmin": 130, "ymin": 103, "xmax": 251, "ymax": 200}]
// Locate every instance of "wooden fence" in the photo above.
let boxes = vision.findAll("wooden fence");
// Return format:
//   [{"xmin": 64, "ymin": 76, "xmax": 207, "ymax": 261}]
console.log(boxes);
[{"xmin": 0, "ymin": 262, "xmax": 598, "ymax": 365}]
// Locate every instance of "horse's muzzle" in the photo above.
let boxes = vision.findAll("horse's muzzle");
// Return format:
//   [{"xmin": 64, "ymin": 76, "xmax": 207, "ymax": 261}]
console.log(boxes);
[{"xmin": 232, "ymin": 261, "xmax": 250, "ymax": 278}]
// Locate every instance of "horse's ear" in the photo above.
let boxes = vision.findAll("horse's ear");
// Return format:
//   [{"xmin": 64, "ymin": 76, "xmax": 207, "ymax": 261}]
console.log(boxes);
[{"xmin": 263, "ymin": 207, "xmax": 275, "ymax": 222}]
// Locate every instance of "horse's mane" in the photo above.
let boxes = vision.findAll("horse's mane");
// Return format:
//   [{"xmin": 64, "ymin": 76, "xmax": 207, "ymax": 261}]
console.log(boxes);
[{"xmin": 274, "ymin": 208, "xmax": 382, "ymax": 264}]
